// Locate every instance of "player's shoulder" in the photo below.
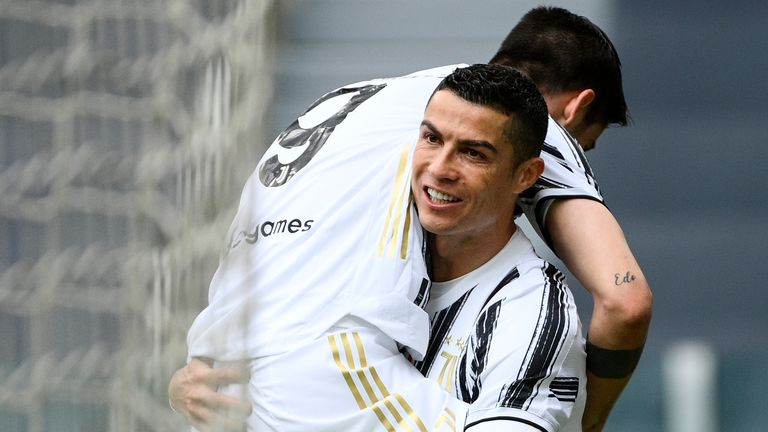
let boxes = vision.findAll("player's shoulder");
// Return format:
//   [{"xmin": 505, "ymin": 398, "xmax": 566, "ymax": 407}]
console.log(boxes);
[
  {"xmin": 398, "ymin": 64, "xmax": 467, "ymax": 79},
  {"xmin": 544, "ymin": 116, "xmax": 578, "ymax": 150},
  {"xmin": 513, "ymin": 257, "xmax": 571, "ymax": 299},
  {"xmin": 542, "ymin": 116, "xmax": 593, "ymax": 171},
  {"xmin": 486, "ymin": 232, "xmax": 573, "ymax": 313},
  {"xmin": 319, "ymin": 64, "xmax": 466, "ymax": 114},
  {"xmin": 337, "ymin": 64, "xmax": 467, "ymax": 91},
  {"xmin": 499, "ymin": 228, "xmax": 552, "ymax": 282},
  {"xmin": 486, "ymin": 229, "xmax": 547, "ymax": 275}
]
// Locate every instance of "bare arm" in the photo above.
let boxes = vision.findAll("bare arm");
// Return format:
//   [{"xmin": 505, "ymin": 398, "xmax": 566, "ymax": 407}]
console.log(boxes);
[
  {"xmin": 168, "ymin": 357, "xmax": 252, "ymax": 432},
  {"xmin": 547, "ymin": 198, "xmax": 653, "ymax": 431}
]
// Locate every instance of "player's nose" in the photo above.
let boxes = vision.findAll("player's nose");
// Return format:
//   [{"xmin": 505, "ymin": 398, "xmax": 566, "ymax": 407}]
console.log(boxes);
[{"xmin": 426, "ymin": 148, "xmax": 459, "ymax": 181}]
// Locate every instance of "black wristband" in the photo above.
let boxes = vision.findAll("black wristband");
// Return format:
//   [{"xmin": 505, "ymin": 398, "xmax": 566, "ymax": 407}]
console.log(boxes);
[{"xmin": 585, "ymin": 341, "xmax": 644, "ymax": 379}]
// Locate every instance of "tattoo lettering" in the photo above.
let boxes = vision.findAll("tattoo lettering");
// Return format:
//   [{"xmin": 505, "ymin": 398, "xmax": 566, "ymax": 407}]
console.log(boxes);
[{"xmin": 614, "ymin": 271, "xmax": 637, "ymax": 286}]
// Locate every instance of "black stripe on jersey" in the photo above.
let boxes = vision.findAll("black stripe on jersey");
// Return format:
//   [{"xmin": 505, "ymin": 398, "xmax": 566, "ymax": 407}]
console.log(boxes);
[
  {"xmin": 481, "ymin": 268, "xmax": 520, "ymax": 309},
  {"xmin": 541, "ymin": 141, "xmax": 575, "ymax": 175},
  {"xmin": 456, "ymin": 268, "xmax": 520, "ymax": 403},
  {"xmin": 534, "ymin": 175, "xmax": 571, "ymax": 191},
  {"xmin": 465, "ymin": 416, "xmax": 548, "ymax": 432},
  {"xmin": 412, "ymin": 278, "xmax": 430, "ymax": 310},
  {"xmin": 551, "ymin": 120, "xmax": 594, "ymax": 178},
  {"xmin": 414, "ymin": 287, "xmax": 474, "ymax": 376},
  {"xmin": 559, "ymin": 122, "xmax": 599, "ymax": 186},
  {"xmin": 499, "ymin": 263, "xmax": 571, "ymax": 410},
  {"xmin": 549, "ymin": 377, "xmax": 579, "ymax": 402},
  {"xmin": 520, "ymin": 176, "xmax": 572, "ymax": 207},
  {"xmin": 541, "ymin": 141, "xmax": 567, "ymax": 161},
  {"xmin": 457, "ymin": 298, "xmax": 501, "ymax": 403},
  {"xmin": 520, "ymin": 174, "xmax": 580, "ymax": 208}
]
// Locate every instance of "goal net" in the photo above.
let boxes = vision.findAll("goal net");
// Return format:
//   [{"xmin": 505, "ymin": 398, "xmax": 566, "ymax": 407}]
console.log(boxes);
[{"xmin": 0, "ymin": 0, "xmax": 275, "ymax": 430}]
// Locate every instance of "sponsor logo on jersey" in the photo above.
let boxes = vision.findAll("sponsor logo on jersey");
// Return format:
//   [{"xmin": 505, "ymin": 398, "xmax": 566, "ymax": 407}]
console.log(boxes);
[{"xmin": 229, "ymin": 218, "xmax": 314, "ymax": 249}]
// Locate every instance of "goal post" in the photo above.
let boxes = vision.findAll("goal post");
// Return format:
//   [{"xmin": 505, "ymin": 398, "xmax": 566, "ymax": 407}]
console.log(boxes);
[{"xmin": 0, "ymin": 1, "xmax": 275, "ymax": 430}]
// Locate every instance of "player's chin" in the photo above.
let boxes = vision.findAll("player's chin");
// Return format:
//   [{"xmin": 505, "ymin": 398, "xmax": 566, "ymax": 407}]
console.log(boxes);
[{"xmin": 417, "ymin": 214, "xmax": 456, "ymax": 236}]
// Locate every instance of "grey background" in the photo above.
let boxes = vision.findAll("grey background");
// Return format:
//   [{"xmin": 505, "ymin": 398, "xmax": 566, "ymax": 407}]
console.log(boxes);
[{"xmin": 271, "ymin": 1, "xmax": 768, "ymax": 430}]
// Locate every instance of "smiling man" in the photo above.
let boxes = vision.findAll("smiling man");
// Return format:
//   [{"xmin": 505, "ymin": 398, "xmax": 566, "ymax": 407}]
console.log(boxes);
[
  {"xmin": 408, "ymin": 65, "xmax": 585, "ymax": 432},
  {"xmin": 413, "ymin": 90, "xmax": 543, "ymax": 279}
]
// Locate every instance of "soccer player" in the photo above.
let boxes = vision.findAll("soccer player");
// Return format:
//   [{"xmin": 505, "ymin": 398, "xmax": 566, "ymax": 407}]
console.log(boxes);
[
  {"xmin": 171, "ymin": 7, "xmax": 652, "ymax": 431},
  {"xmin": 409, "ymin": 64, "xmax": 586, "ymax": 431}
]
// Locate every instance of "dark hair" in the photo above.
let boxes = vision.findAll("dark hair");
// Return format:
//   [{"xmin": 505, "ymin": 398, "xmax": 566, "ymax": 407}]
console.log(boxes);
[
  {"xmin": 433, "ymin": 63, "xmax": 549, "ymax": 165},
  {"xmin": 490, "ymin": 6, "xmax": 629, "ymax": 127}
]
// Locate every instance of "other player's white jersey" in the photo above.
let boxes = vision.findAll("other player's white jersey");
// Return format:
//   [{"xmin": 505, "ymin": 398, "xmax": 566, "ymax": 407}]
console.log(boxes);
[
  {"xmin": 414, "ymin": 229, "xmax": 586, "ymax": 432},
  {"xmin": 186, "ymin": 64, "xmax": 602, "ymax": 362},
  {"xmin": 187, "ymin": 66, "xmax": 455, "ymax": 361}
]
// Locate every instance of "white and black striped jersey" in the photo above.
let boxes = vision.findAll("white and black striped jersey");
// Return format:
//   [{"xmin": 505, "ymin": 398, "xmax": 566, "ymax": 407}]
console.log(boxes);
[
  {"xmin": 414, "ymin": 228, "xmax": 586, "ymax": 432},
  {"xmin": 518, "ymin": 116, "xmax": 603, "ymax": 248}
]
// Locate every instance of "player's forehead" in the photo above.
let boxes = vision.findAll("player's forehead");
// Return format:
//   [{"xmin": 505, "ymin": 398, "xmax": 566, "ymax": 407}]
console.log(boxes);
[{"xmin": 423, "ymin": 91, "xmax": 510, "ymax": 142}]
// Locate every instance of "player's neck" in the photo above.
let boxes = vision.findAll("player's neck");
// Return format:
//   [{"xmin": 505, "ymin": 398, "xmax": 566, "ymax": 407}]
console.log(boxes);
[{"xmin": 429, "ymin": 225, "xmax": 516, "ymax": 282}]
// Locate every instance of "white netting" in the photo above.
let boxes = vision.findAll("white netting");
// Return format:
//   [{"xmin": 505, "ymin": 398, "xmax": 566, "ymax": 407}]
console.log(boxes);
[{"xmin": 0, "ymin": 0, "xmax": 275, "ymax": 430}]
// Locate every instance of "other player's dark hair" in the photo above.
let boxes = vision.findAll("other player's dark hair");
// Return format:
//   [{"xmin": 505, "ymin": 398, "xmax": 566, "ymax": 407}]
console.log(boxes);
[
  {"xmin": 433, "ymin": 63, "xmax": 548, "ymax": 167},
  {"xmin": 490, "ymin": 6, "xmax": 629, "ymax": 127}
]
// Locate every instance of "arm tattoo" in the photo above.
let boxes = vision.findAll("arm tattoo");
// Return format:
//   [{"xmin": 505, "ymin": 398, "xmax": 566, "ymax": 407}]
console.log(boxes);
[{"xmin": 614, "ymin": 271, "xmax": 637, "ymax": 286}]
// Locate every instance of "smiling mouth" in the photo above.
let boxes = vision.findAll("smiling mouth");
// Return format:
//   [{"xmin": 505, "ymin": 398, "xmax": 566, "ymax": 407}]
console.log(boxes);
[{"xmin": 426, "ymin": 187, "xmax": 459, "ymax": 204}]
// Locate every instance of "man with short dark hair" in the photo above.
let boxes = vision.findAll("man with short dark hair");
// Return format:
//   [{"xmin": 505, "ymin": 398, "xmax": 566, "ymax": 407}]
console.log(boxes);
[{"xmin": 410, "ymin": 64, "xmax": 586, "ymax": 431}]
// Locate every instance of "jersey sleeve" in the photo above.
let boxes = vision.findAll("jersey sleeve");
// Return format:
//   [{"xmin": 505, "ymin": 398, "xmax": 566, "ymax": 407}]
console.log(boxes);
[
  {"xmin": 518, "ymin": 117, "xmax": 604, "ymax": 248},
  {"xmin": 458, "ymin": 264, "xmax": 586, "ymax": 432}
]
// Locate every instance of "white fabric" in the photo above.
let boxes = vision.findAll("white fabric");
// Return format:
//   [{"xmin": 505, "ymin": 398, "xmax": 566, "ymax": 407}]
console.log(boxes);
[
  {"xmin": 187, "ymin": 65, "xmax": 458, "ymax": 361},
  {"xmin": 217, "ymin": 318, "xmax": 469, "ymax": 432},
  {"xmin": 418, "ymin": 229, "xmax": 586, "ymax": 432}
]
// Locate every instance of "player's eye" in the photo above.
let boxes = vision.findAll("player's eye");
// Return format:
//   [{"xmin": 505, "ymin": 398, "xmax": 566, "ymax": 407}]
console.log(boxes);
[
  {"xmin": 423, "ymin": 132, "xmax": 440, "ymax": 144},
  {"xmin": 464, "ymin": 148, "xmax": 485, "ymax": 160}
]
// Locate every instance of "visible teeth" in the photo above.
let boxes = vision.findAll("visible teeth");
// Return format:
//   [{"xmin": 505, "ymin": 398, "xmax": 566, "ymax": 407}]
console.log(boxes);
[{"xmin": 427, "ymin": 187, "xmax": 458, "ymax": 203}]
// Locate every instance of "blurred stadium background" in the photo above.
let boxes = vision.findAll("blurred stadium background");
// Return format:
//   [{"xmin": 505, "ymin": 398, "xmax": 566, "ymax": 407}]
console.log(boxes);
[{"xmin": 1, "ymin": 0, "xmax": 766, "ymax": 430}]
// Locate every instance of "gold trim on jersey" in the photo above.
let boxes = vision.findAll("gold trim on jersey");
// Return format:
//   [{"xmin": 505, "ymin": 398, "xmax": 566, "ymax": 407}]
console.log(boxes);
[
  {"xmin": 400, "ymin": 195, "xmax": 413, "ymax": 259},
  {"xmin": 436, "ymin": 351, "xmax": 458, "ymax": 393},
  {"xmin": 328, "ymin": 331, "xmax": 428, "ymax": 432},
  {"xmin": 378, "ymin": 143, "xmax": 413, "ymax": 259},
  {"xmin": 433, "ymin": 407, "xmax": 457, "ymax": 431}
]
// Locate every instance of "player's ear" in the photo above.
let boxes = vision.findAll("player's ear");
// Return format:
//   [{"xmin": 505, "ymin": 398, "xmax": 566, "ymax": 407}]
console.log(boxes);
[
  {"xmin": 511, "ymin": 157, "xmax": 544, "ymax": 194},
  {"xmin": 561, "ymin": 89, "xmax": 595, "ymax": 128}
]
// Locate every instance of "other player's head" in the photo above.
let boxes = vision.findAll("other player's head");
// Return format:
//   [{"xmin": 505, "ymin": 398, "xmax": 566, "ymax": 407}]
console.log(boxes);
[
  {"xmin": 411, "ymin": 64, "xmax": 546, "ymax": 240},
  {"xmin": 490, "ymin": 6, "xmax": 629, "ymax": 150}
]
